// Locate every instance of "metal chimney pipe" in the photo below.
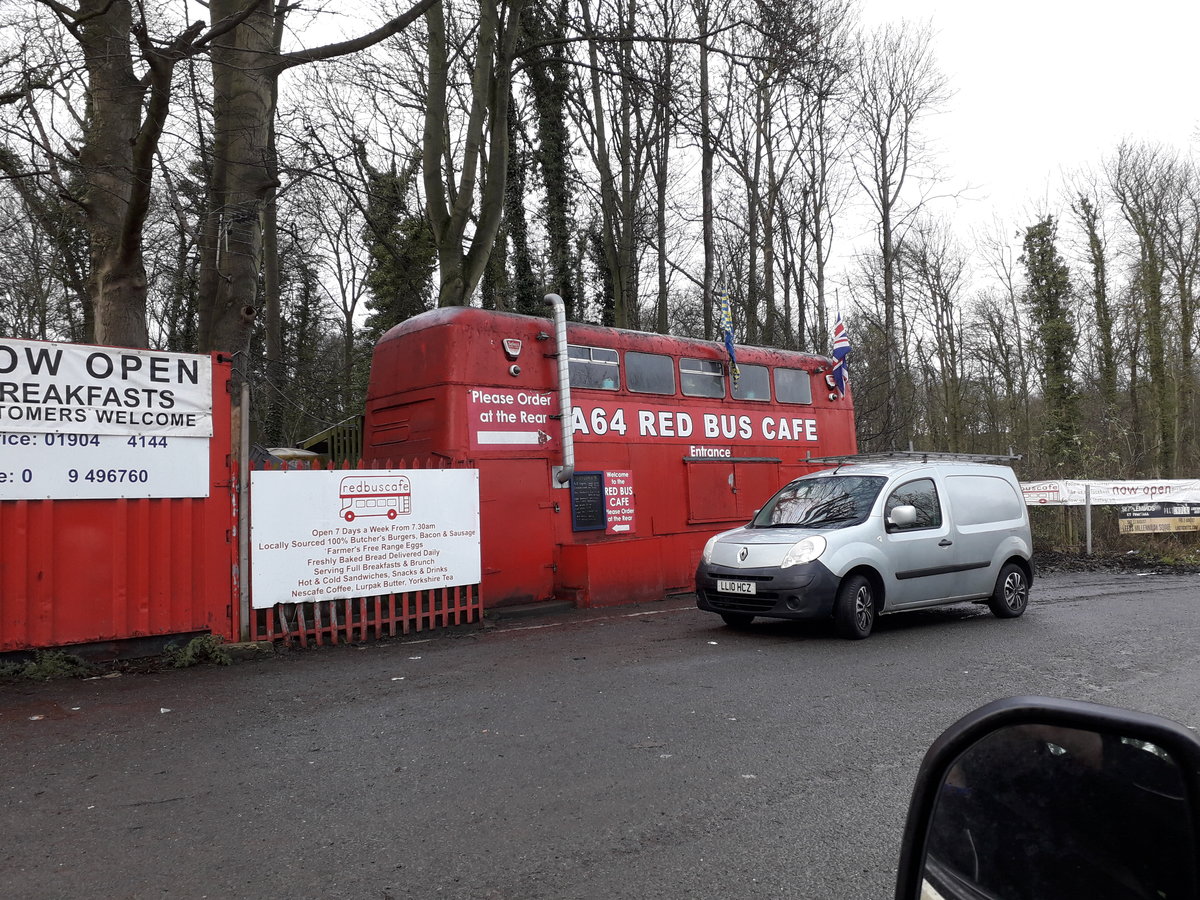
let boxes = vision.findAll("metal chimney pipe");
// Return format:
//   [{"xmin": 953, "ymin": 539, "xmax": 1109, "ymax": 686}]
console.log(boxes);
[{"xmin": 546, "ymin": 293, "xmax": 575, "ymax": 485}]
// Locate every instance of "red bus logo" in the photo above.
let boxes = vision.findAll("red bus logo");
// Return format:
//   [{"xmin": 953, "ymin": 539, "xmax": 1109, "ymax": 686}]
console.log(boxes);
[{"xmin": 338, "ymin": 474, "xmax": 411, "ymax": 522}]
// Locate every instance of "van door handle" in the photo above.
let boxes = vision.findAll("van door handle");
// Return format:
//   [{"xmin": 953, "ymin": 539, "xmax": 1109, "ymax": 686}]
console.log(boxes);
[{"xmin": 938, "ymin": 539, "xmax": 953, "ymax": 547}]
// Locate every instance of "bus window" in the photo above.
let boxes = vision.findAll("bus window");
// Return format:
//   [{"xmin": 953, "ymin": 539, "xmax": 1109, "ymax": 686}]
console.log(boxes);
[
  {"xmin": 731, "ymin": 363, "xmax": 770, "ymax": 401},
  {"xmin": 569, "ymin": 345, "xmax": 619, "ymax": 389},
  {"xmin": 680, "ymin": 358, "xmax": 724, "ymax": 398},
  {"xmin": 626, "ymin": 351, "xmax": 676, "ymax": 394},
  {"xmin": 775, "ymin": 367, "xmax": 814, "ymax": 404}
]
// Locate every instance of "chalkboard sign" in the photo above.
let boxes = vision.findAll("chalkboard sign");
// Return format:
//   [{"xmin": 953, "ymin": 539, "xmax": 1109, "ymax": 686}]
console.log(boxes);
[{"xmin": 570, "ymin": 471, "xmax": 607, "ymax": 531}]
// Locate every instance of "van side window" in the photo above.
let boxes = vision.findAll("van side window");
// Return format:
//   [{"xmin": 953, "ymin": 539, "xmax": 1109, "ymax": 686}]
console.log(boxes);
[
  {"xmin": 885, "ymin": 478, "xmax": 942, "ymax": 530},
  {"xmin": 945, "ymin": 475, "xmax": 1022, "ymax": 525},
  {"xmin": 568, "ymin": 345, "xmax": 619, "ymax": 390},
  {"xmin": 731, "ymin": 364, "xmax": 770, "ymax": 401},
  {"xmin": 679, "ymin": 357, "xmax": 724, "ymax": 398},
  {"xmin": 626, "ymin": 351, "xmax": 676, "ymax": 394}
]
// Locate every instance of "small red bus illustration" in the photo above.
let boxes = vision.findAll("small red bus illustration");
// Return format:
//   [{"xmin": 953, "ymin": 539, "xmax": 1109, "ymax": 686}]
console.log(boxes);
[{"xmin": 338, "ymin": 474, "xmax": 412, "ymax": 522}]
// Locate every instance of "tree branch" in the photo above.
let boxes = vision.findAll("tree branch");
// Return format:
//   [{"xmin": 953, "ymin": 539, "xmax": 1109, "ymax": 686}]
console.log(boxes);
[{"xmin": 275, "ymin": 0, "xmax": 441, "ymax": 71}]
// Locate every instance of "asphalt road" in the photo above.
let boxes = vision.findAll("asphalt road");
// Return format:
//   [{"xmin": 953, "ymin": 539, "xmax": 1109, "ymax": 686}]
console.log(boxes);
[{"xmin": 3, "ymin": 570, "xmax": 1200, "ymax": 900}]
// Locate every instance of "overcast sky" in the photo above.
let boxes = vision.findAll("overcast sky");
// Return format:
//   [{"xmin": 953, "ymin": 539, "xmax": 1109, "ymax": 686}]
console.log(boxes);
[{"xmin": 859, "ymin": 0, "xmax": 1200, "ymax": 235}]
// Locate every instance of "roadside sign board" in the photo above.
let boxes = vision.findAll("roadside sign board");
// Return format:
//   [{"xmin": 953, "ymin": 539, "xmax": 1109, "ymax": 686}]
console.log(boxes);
[
  {"xmin": 0, "ymin": 432, "xmax": 210, "ymax": 499},
  {"xmin": 1118, "ymin": 502, "xmax": 1200, "ymax": 534},
  {"xmin": 0, "ymin": 339, "xmax": 212, "ymax": 436},
  {"xmin": 0, "ymin": 339, "xmax": 214, "ymax": 500}
]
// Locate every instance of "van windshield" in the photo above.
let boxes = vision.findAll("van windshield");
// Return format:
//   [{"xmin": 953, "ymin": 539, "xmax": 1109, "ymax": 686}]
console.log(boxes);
[{"xmin": 751, "ymin": 475, "xmax": 886, "ymax": 529}]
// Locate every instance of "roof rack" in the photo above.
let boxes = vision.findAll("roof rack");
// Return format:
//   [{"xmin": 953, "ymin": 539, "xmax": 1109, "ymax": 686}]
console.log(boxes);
[{"xmin": 805, "ymin": 450, "xmax": 1022, "ymax": 466}]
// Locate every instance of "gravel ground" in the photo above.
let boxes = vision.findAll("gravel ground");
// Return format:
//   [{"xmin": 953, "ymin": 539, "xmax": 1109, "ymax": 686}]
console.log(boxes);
[{"xmin": 1034, "ymin": 548, "xmax": 1200, "ymax": 576}]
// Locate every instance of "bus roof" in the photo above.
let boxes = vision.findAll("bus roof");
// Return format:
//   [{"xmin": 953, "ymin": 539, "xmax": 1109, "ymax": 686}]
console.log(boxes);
[{"xmin": 376, "ymin": 306, "xmax": 835, "ymax": 369}]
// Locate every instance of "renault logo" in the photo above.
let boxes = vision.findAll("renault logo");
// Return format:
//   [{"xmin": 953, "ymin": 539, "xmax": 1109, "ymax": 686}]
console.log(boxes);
[{"xmin": 738, "ymin": 546, "xmax": 749, "ymax": 563}]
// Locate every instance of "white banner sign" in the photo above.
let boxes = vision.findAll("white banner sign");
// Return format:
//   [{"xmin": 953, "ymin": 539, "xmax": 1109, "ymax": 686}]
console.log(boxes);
[
  {"xmin": 0, "ymin": 432, "xmax": 211, "ymax": 499},
  {"xmin": 250, "ymin": 468, "xmax": 481, "ymax": 608},
  {"xmin": 0, "ymin": 339, "xmax": 213, "ymax": 436},
  {"xmin": 1022, "ymin": 479, "xmax": 1200, "ymax": 506}
]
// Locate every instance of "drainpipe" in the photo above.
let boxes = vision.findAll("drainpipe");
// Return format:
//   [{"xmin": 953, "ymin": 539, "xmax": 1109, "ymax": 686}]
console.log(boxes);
[{"xmin": 546, "ymin": 293, "xmax": 574, "ymax": 485}]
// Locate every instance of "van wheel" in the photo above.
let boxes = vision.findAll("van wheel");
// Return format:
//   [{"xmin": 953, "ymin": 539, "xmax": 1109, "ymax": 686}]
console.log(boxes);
[
  {"xmin": 835, "ymin": 574, "xmax": 875, "ymax": 639},
  {"xmin": 988, "ymin": 563, "xmax": 1029, "ymax": 618},
  {"xmin": 720, "ymin": 612, "xmax": 754, "ymax": 629}
]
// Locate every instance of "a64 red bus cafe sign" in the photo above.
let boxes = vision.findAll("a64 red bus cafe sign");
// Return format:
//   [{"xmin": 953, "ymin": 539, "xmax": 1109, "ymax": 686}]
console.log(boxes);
[{"xmin": 466, "ymin": 388, "xmax": 822, "ymax": 450}]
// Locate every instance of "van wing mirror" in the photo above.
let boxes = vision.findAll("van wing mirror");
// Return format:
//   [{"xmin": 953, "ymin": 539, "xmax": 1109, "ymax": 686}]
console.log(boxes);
[
  {"xmin": 888, "ymin": 505, "xmax": 917, "ymax": 528},
  {"xmin": 895, "ymin": 697, "xmax": 1200, "ymax": 900}
]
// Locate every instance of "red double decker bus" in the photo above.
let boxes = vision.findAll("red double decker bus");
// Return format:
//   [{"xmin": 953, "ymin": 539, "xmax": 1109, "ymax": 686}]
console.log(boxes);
[{"xmin": 362, "ymin": 299, "xmax": 857, "ymax": 609}]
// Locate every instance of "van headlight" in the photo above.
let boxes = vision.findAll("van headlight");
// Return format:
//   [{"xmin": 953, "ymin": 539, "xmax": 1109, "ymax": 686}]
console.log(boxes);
[
  {"xmin": 701, "ymin": 535, "xmax": 720, "ymax": 564},
  {"xmin": 781, "ymin": 536, "xmax": 826, "ymax": 568}
]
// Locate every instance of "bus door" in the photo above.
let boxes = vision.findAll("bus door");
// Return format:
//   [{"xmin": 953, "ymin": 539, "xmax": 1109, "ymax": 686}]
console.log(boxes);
[
  {"xmin": 685, "ymin": 457, "xmax": 782, "ymax": 524},
  {"xmin": 478, "ymin": 458, "xmax": 558, "ymax": 605}
]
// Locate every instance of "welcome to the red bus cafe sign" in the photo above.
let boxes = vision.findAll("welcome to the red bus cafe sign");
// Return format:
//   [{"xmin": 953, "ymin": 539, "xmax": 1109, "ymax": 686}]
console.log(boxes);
[
  {"xmin": 467, "ymin": 387, "xmax": 820, "ymax": 452},
  {"xmin": 0, "ymin": 338, "xmax": 213, "ymax": 437}
]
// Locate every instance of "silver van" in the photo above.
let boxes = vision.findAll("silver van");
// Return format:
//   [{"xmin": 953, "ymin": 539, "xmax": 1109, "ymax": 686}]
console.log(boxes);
[{"xmin": 695, "ymin": 454, "xmax": 1033, "ymax": 639}]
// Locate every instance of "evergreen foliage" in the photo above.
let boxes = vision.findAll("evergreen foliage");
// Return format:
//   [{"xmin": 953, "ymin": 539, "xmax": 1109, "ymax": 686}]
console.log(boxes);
[
  {"xmin": 360, "ymin": 157, "xmax": 436, "ymax": 340},
  {"xmin": 1021, "ymin": 216, "xmax": 1081, "ymax": 472}
]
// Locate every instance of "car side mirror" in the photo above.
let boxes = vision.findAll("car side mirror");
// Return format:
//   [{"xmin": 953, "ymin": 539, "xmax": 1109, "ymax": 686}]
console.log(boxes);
[
  {"xmin": 895, "ymin": 697, "xmax": 1200, "ymax": 900},
  {"xmin": 888, "ymin": 505, "xmax": 917, "ymax": 528}
]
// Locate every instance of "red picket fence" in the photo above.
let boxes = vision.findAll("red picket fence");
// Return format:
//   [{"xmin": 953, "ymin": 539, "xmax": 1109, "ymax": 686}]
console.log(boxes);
[{"xmin": 245, "ymin": 456, "xmax": 483, "ymax": 646}]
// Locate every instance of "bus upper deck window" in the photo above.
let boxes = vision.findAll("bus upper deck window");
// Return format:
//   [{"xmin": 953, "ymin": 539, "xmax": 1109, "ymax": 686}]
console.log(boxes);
[
  {"xmin": 775, "ymin": 367, "xmax": 814, "ymax": 404},
  {"xmin": 626, "ymin": 351, "xmax": 676, "ymax": 394},
  {"xmin": 731, "ymin": 363, "xmax": 770, "ymax": 401},
  {"xmin": 679, "ymin": 358, "xmax": 724, "ymax": 398},
  {"xmin": 568, "ymin": 345, "xmax": 619, "ymax": 390}
]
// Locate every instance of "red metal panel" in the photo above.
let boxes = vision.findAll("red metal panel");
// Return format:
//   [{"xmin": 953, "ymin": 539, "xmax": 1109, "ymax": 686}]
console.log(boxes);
[
  {"xmin": 734, "ymin": 460, "xmax": 783, "ymax": 519},
  {"xmin": 686, "ymin": 461, "xmax": 737, "ymax": 522},
  {"xmin": 0, "ymin": 357, "xmax": 236, "ymax": 652}
]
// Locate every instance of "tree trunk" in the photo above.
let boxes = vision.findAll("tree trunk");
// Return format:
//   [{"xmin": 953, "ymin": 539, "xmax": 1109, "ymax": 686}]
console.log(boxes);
[
  {"xmin": 77, "ymin": 0, "xmax": 162, "ymax": 348},
  {"xmin": 697, "ymin": 0, "xmax": 714, "ymax": 341},
  {"xmin": 198, "ymin": 0, "xmax": 277, "ymax": 355}
]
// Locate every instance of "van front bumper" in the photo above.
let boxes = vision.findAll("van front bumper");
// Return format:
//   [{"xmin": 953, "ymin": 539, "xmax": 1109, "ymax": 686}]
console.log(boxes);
[{"xmin": 695, "ymin": 561, "xmax": 840, "ymax": 620}]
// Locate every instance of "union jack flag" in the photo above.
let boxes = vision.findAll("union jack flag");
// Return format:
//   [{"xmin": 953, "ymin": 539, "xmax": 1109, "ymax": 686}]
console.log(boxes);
[{"xmin": 831, "ymin": 313, "xmax": 851, "ymax": 395}]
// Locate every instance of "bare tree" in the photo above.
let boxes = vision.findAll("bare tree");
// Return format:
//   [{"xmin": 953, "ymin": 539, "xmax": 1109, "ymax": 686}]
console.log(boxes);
[
  {"xmin": 23, "ymin": 0, "xmax": 255, "ymax": 348},
  {"xmin": 849, "ymin": 19, "xmax": 948, "ymax": 447},
  {"xmin": 200, "ymin": 0, "xmax": 438, "ymax": 360},
  {"xmin": 571, "ymin": 0, "xmax": 658, "ymax": 327},
  {"xmin": 903, "ymin": 217, "xmax": 967, "ymax": 450},
  {"xmin": 1160, "ymin": 157, "xmax": 1200, "ymax": 471},
  {"xmin": 792, "ymin": 0, "xmax": 854, "ymax": 351},
  {"xmin": 422, "ymin": 0, "xmax": 528, "ymax": 308},
  {"xmin": 1108, "ymin": 142, "xmax": 1176, "ymax": 475}
]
